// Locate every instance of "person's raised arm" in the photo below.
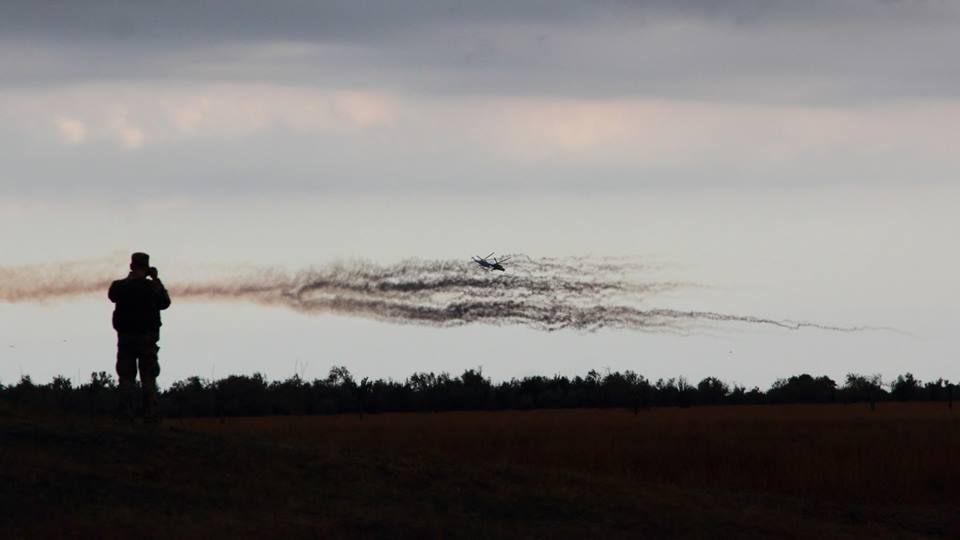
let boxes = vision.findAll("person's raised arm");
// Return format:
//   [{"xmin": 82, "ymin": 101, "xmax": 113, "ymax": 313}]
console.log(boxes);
[{"xmin": 148, "ymin": 267, "xmax": 171, "ymax": 310}]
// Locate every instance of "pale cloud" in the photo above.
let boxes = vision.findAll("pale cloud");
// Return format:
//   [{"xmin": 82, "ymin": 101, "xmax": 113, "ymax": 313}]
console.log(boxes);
[
  {"xmin": 168, "ymin": 97, "xmax": 213, "ymax": 136},
  {"xmin": 119, "ymin": 126, "xmax": 144, "ymax": 149},
  {"xmin": 106, "ymin": 109, "xmax": 145, "ymax": 150},
  {"xmin": 333, "ymin": 92, "xmax": 394, "ymax": 128},
  {"xmin": 54, "ymin": 117, "xmax": 87, "ymax": 145},
  {"xmin": 3, "ymin": 84, "xmax": 397, "ymax": 150},
  {"xmin": 1, "ymin": 82, "xmax": 958, "ymax": 196},
  {"xmin": 472, "ymin": 98, "xmax": 960, "ymax": 172}
]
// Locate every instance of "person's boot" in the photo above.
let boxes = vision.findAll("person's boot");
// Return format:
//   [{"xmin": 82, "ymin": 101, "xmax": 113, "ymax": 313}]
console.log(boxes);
[
  {"xmin": 116, "ymin": 377, "xmax": 135, "ymax": 421},
  {"xmin": 142, "ymin": 377, "xmax": 161, "ymax": 425}
]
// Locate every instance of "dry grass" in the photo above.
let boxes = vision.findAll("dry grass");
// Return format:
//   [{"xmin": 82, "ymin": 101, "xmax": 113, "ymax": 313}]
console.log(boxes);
[
  {"xmin": 4, "ymin": 403, "xmax": 960, "ymax": 538},
  {"xmin": 179, "ymin": 403, "xmax": 960, "ymax": 505}
]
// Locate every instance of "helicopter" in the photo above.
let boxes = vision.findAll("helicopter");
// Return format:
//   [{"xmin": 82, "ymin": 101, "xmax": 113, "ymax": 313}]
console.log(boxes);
[{"xmin": 472, "ymin": 252, "xmax": 511, "ymax": 271}]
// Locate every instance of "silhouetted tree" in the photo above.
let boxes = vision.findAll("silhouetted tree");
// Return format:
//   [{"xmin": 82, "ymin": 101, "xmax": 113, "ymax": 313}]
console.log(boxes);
[
  {"xmin": 891, "ymin": 373, "xmax": 922, "ymax": 402},
  {"xmin": 166, "ymin": 376, "xmax": 214, "ymax": 416},
  {"xmin": 696, "ymin": 377, "xmax": 729, "ymax": 405},
  {"xmin": 768, "ymin": 374, "xmax": 837, "ymax": 404},
  {"xmin": 842, "ymin": 373, "xmax": 884, "ymax": 410},
  {"xmin": 5, "ymin": 368, "xmax": 956, "ymax": 418},
  {"xmin": 214, "ymin": 373, "xmax": 268, "ymax": 416}
]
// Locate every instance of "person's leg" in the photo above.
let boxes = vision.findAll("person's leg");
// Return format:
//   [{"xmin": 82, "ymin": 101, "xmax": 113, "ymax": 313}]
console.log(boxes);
[
  {"xmin": 138, "ymin": 332, "xmax": 161, "ymax": 423},
  {"xmin": 115, "ymin": 333, "xmax": 138, "ymax": 419}
]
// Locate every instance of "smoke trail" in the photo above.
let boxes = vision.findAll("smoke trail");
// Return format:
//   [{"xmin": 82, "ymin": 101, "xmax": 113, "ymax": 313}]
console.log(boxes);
[
  {"xmin": 0, "ymin": 256, "xmax": 882, "ymax": 333},
  {"xmin": 0, "ymin": 259, "xmax": 115, "ymax": 303}
]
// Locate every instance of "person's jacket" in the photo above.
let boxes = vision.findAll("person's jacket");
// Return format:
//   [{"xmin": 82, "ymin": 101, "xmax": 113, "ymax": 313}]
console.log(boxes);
[{"xmin": 108, "ymin": 274, "xmax": 171, "ymax": 333}]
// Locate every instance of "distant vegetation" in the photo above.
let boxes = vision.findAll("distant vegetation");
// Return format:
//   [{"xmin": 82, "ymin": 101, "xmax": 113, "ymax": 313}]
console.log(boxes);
[{"xmin": 1, "ymin": 368, "xmax": 954, "ymax": 417}]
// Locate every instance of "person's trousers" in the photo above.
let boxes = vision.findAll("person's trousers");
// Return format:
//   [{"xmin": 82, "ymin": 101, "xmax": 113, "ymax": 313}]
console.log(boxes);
[{"xmin": 116, "ymin": 331, "xmax": 160, "ymax": 417}]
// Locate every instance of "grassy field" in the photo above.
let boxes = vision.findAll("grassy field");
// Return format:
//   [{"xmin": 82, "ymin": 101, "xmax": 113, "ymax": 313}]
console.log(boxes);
[{"xmin": 3, "ymin": 403, "xmax": 959, "ymax": 538}]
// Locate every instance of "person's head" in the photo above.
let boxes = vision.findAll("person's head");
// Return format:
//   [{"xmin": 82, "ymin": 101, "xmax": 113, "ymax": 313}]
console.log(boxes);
[{"xmin": 130, "ymin": 252, "xmax": 150, "ymax": 277}]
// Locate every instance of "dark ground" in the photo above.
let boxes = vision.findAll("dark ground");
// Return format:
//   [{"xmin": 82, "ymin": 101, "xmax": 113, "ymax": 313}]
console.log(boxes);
[{"xmin": 1, "ymin": 408, "xmax": 957, "ymax": 539}]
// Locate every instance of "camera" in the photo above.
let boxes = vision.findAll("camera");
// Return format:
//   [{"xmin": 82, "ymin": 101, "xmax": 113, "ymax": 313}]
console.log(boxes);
[{"xmin": 148, "ymin": 266, "xmax": 159, "ymax": 279}]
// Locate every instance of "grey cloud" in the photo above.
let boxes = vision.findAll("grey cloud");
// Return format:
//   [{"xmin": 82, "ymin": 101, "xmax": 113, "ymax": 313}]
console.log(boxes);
[
  {"xmin": 2, "ymin": 1, "xmax": 959, "ymax": 102},
  {"xmin": 2, "ymin": 0, "xmax": 959, "ymax": 200},
  {"xmin": 2, "ymin": 1, "xmax": 954, "ymax": 40}
]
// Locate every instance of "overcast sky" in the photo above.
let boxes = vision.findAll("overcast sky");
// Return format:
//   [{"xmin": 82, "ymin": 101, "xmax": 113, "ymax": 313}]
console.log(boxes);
[{"xmin": 1, "ymin": 1, "xmax": 957, "ymax": 387}]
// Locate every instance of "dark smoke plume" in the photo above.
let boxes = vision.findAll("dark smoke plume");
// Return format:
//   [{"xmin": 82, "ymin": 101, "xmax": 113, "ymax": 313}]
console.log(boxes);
[{"xmin": 0, "ymin": 256, "xmax": 881, "ymax": 333}]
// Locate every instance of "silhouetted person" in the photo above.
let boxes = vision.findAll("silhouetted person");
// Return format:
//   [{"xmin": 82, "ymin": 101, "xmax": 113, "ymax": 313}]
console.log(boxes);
[{"xmin": 109, "ymin": 252, "xmax": 171, "ymax": 423}]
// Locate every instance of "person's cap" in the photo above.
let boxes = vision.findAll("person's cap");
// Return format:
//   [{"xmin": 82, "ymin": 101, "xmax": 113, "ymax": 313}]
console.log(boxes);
[{"xmin": 130, "ymin": 252, "xmax": 150, "ymax": 269}]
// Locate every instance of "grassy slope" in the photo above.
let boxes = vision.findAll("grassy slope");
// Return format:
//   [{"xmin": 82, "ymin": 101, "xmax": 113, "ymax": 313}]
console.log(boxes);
[
  {"xmin": 178, "ymin": 404, "xmax": 960, "ymax": 506},
  {"xmin": 0, "ymin": 410, "xmax": 956, "ymax": 539}
]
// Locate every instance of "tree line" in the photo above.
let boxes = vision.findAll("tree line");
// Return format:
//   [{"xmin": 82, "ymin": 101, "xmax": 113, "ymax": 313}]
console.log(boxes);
[{"xmin": 0, "ymin": 368, "xmax": 954, "ymax": 418}]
